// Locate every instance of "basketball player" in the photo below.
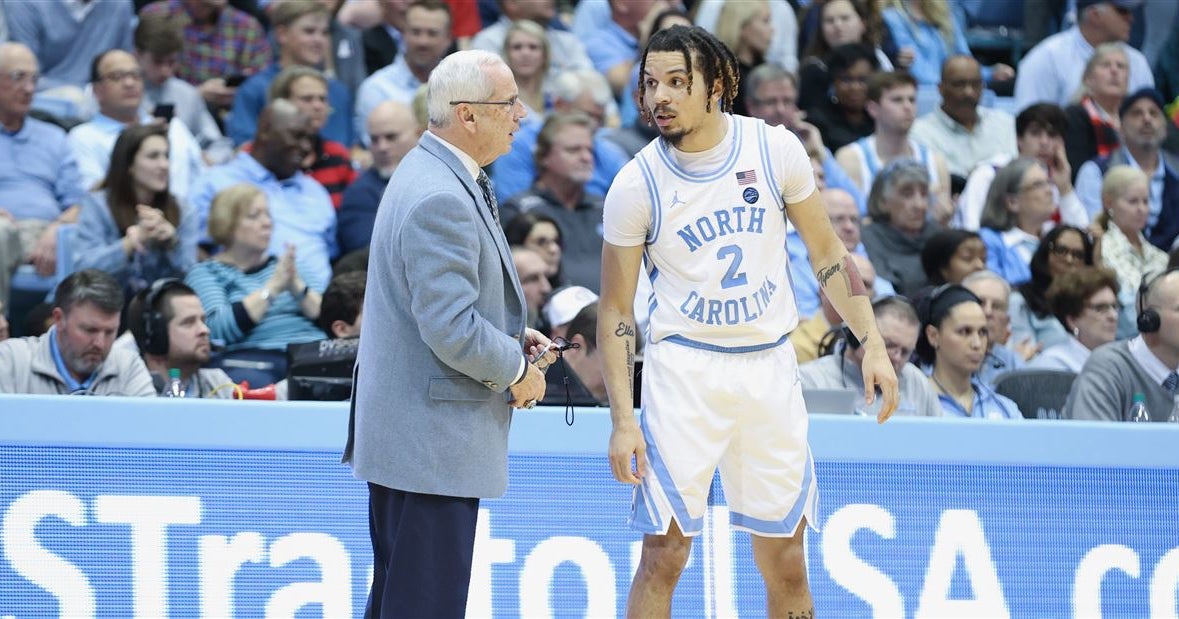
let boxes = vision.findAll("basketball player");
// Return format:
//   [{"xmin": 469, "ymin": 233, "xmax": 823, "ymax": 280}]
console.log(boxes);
[{"xmin": 597, "ymin": 26, "xmax": 899, "ymax": 617}]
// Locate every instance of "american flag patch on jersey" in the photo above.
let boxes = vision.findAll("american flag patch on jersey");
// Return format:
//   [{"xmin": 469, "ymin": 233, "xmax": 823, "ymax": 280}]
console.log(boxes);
[{"xmin": 736, "ymin": 170, "xmax": 758, "ymax": 185}]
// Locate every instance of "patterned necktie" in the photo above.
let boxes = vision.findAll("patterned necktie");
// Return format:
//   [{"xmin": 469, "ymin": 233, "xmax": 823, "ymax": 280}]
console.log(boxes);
[
  {"xmin": 1164, "ymin": 372, "xmax": 1179, "ymax": 394},
  {"xmin": 476, "ymin": 171, "xmax": 500, "ymax": 225}
]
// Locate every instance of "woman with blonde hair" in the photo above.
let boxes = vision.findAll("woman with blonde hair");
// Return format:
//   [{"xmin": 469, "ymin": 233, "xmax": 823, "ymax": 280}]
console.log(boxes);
[
  {"xmin": 1092, "ymin": 165, "xmax": 1167, "ymax": 337},
  {"xmin": 880, "ymin": 0, "xmax": 1013, "ymax": 86},
  {"xmin": 502, "ymin": 20, "xmax": 550, "ymax": 119},
  {"xmin": 185, "ymin": 184, "xmax": 327, "ymax": 386},
  {"xmin": 1064, "ymin": 43, "xmax": 1130, "ymax": 173},
  {"xmin": 714, "ymin": 0, "xmax": 774, "ymax": 115}
]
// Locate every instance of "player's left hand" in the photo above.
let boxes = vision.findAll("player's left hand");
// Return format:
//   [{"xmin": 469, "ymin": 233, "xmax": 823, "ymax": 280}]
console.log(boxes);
[{"xmin": 859, "ymin": 344, "xmax": 899, "ymax": 423}]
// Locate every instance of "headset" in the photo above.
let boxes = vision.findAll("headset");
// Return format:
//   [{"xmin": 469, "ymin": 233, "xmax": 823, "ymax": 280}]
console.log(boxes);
[
  {"xmin": 140, "ymin": 278, "xmax": 189, "ymax": 356},
  {"xmin": 1137, "ymin": 267, "xmax": 1179, "ymax": 334}
]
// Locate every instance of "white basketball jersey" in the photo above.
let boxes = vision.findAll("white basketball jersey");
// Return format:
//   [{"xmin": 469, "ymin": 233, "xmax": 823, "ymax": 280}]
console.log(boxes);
[{"xmin": 604, "ymin": 115, "xmax": 816, "ymax": 352}]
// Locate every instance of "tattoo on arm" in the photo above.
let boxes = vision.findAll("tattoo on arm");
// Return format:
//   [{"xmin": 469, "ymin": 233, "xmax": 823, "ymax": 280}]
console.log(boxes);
[
  {"xmin": 615, "ymin": 322, "xmax": 635, "ymax": 337},
  {"xmin": 817, "ymin": 255, "xmax": 868, "ymax": 298},
  {"xmin": 625, "ymin": 341, "xmax": 634, "ymax": 396}
]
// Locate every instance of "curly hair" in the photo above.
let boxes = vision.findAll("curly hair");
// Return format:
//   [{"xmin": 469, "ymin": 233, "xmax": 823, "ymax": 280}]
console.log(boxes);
[
  {"xmin": 638, "ymin": 25, "xmax": 740, "ymax": 122},
  {"xmin": 1046, "ymin": 266, "xmax": 1120, "ymax": 330}
]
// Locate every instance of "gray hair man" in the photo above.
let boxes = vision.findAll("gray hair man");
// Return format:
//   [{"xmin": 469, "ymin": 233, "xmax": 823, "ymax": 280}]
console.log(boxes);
[
  {"xmin": 491, "ymin": 68, "xmax": 630, "ymax": 202},
  {"xmin": 344, "ymin": 49, "xmax": 554, "ymax": 618},
  {"xmin": 962, "ymin": 269, "xmax": 1031, "ymax": 386},
  {"xmin": 800, "ymin": 296, "xmax": 941, "ymax": 417}
]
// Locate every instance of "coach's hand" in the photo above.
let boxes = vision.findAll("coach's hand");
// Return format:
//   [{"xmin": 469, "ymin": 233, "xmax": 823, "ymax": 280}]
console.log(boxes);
[
  {"xmin": 508, "ymin": 363, "xmax": 546, "ymax": 409},
  {"xmin": 609, "ymin": 419, "xmax": 647, "ymax": 484},
  {"xmin": 860, "ymin": 344, "xmax": 899, "ymax": 423}
]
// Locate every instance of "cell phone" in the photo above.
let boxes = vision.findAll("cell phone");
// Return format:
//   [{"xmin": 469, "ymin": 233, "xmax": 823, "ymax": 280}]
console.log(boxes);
[
  {"xmin": 225, "ymin": 74, "xmax": 247, "ymax": 88},
  {"xmin": 152, "ymin": 103, "xmax": 174, "ymax": 122},
  {"xmin": 531, "ymin": 337, "xmax": 579, "ymax": 374}
]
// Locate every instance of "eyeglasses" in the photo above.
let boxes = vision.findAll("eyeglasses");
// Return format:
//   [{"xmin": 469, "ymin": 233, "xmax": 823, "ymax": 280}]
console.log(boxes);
[
  {"xmin": 449, "ymin": 95, "xmax": 520, "ymax": 108},
  {"xmin": 99, "ymin": 70, "xmax": 145, "ymax": 83},
  {"xmin": 1019, "ymin": 178, "xmax": 1052, "ymax": 193},
  {"xmin": 1085, "ymin": 302, "xmax": 1122, "ymax": 315},
  {"xmin": 3, "ymin": 70, "xmax": 39, "ymax": 86},
  {"xmin": 1049, "ymin": 244, "xmax": 1086, "ymax": 262}
]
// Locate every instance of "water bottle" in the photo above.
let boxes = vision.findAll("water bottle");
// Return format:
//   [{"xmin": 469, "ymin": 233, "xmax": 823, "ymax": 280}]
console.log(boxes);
[
  {"xmin": 1129, "ymin": 393, "xmax": 1150, "ymax": 422},
  {"xmin": 164, "ymin": 368, "xmax": 185, "ymax": 398}
]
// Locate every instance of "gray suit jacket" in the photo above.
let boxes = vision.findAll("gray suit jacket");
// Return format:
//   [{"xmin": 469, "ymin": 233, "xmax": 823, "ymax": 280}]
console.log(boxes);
[{"xmin": 343, "ymin": 132, "xmax": 527, "ymax": 498}]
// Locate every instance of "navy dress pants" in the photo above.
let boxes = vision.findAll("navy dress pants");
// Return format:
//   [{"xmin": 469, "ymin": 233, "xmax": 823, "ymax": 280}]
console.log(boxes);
[{"xmin": 365, "ymin": 482, "xmax": 480, "ymax": 619}]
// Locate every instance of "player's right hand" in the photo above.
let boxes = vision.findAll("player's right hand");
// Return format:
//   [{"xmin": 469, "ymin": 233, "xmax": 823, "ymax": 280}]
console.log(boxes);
[{"xmin": 608, "ymin": 420, "xmax": 647, "ymax": 484}]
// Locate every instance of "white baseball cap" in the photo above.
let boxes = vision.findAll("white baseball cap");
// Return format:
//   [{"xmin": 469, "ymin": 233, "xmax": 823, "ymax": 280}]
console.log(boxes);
[{"xmin": 543, "ymin": 286, "xmax": 599, "ymax": 327}]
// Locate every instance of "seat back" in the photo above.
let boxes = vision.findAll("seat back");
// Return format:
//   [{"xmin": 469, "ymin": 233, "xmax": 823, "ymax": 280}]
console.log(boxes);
[{"xmin": 993, "ymin": 369, "xmax": 1077, "ymax": 419}]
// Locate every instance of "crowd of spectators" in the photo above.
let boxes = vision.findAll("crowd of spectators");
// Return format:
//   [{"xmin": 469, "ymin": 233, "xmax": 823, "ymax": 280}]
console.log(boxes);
[{"xmin": 1, "ymin": 0, "xmax": 1178, "ymax": 420}]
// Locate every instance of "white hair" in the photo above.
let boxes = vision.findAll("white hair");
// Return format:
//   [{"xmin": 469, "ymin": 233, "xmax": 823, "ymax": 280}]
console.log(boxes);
[
  {"xmin": 551, "ymin": 69, "xmax": 613, "ymax": 107},
  {"xmin": 427, "ymin": 50, "xmax": 503, "ymax": 128},
  {"xmin": 962, "ymin": 269, "xmax": 1011, "ymax": 297}
]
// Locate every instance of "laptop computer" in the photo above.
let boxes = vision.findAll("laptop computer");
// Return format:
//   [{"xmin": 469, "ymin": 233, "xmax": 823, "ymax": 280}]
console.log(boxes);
[{"xmin": 802, "ymin": 388, "xmax": 860, "ymax": 415}]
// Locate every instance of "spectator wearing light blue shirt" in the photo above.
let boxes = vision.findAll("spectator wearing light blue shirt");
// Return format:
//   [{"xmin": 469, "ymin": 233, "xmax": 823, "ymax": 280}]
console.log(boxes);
[
  {"xmin": 1014, "ymin": 0, "xmax": 1154, "ymax": 112},
  {"xmin": 0, "ymin": 43, "xmax": 86, "ymax": 309},
  {"xmin": 67, "ymin": 50, "xmax": 206, "ymax": 199},
  {"xmin": 354, "ymin": 0, "xmax": 452, "ymax": 146},
  {"xmin": 976, "ymin": 158, "xmax": 1060, "ymax": 286},
  {"xmin": 189, "ymin": 100, "xmax": 338, "ymax": 289},
  {"xmin": 583, "ymin": 0, "xmax": 646, "ymax": 96},
  {"xmin": 74, "ymin": 124, "xmax": 198, "ymax": 296},
  {"xmin": 227, "ymin": 2, "xmax": 354, "ymax": 146},
  {"xmin": 6, "ymin": 0, "xmax": 134, "ymax": 98},
  {"xmin": 879, "ymin": 0, "xmax": 1014, "ymax": 87},
  {"xmin": 915, "ymin": 284, "xmax": 1022, "ymax": 420},
  {"xmin": 1074, "ymin": 88, "xmax": 1179, "ymax": 250},
  {"xmin": 492, "ymin": 70, "xmax": 629, "ymax": 204}
]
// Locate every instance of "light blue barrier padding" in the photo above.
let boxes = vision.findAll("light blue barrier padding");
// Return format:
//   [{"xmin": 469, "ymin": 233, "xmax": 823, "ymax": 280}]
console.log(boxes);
[
  {"xmin": 2, "ymin": 395, "xmax": 1178, "ymax": 617},
  {"xmin": 2, "ymin": 395, "xmax": 1177, "ymax": 467}
]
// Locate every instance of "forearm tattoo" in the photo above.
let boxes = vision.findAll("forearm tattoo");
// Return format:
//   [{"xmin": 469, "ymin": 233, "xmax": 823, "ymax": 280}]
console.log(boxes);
[
  {"xmin": 616, "ymin": 321, "xmax": 636, "ymax": 395},
  {"xmin": 817, "ymin": 254, "xmax": 868, "ymax": 298},
  {"xmin": 625, "ymin": 341, "xmax": 634, "ymax": 396}
]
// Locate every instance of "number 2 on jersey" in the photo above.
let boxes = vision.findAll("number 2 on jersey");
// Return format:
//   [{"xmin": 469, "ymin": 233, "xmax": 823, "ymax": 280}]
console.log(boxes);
[{"xmin": 717, "ymin": 244, "xmax": 748, "ymax": 289}]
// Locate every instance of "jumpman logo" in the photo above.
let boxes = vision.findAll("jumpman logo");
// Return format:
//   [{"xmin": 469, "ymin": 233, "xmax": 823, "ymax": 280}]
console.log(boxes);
[{"xmin": 669, "ymin": 191, "xmax": 686, "ymax": 209}]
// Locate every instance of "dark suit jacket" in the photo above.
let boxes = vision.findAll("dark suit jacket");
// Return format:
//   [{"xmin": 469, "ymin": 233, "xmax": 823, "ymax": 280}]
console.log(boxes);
[{"xmin": 362, "ymin": 26, "xmax": 398, "ymax": 73}]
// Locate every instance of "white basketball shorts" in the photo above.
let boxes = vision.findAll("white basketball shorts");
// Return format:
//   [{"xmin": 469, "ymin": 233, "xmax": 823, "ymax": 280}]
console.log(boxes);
[{"xmin": 631, "ymin": 339, "xmax": 819, "ymax": 537}]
